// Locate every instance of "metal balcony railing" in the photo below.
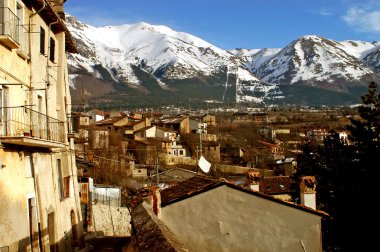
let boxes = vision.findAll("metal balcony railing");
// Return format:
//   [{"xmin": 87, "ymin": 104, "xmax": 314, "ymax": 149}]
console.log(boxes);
[
  {"xmin": 0, "ymin": 7, "xmax": 20, "ymax": 44},
  {"xmin": 0, "ymin": 106, "xmax": 65, "ymax": 143}
]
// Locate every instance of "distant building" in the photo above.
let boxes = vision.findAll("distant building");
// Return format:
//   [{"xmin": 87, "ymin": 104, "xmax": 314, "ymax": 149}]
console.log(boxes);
[
  {"xmin": 202, "ymin": 114, "xmax": 216, "ymax": 127},
  {"xmin": 306, "ymin": 129, "xmax": 329, "ymax": 142},
  {"xmin": 252, "ymin": 112, "xmax": 268, "ymax": 123},
  {"xmin": 258, "ymin": 126, "xmax": 276, "ymax": 142},
  {"xmin": 86, "ymin": 109, "xmax": 109, "ymax": 123}
]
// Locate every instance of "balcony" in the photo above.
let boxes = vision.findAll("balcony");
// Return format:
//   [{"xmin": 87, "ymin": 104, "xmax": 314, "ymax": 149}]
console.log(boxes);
[
  {"xmin": 17, "ymin": 24, "xmax": 30, "ymax": 60},
  {"xmin": 0, "ymin": 106, "xmax": 66, "ymax": 148},
  {"xmin": 0, "ymin": 7, "xmax": 20, "ymax": 49}
]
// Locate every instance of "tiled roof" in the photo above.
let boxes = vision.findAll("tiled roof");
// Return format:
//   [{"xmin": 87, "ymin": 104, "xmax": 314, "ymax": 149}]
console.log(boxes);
[
  {"xmin": 151, "ymin": 168, "xmax": 198, "ymax": 184},
  {"xmin": 259, "ymin": 176, "xmax": 296, "ymax": 195},
  {"xmin": 160, "ymin": 176, "xmax": 328, "ymax": 217},
  {"xmin": 160, "ymin": 176, "xmax": 223, "ymax": 206},
  {"xmin": 257, "ymin": 140, "xmax": 280, "ymax": 148},
  {"xmin": 131, "ymin": 202, "xmax": 188, "ymax": 252},
  {"xmin": 161, "ymin": 117, "xmax": 185, "ymax": 124},
  {"xmin": 134, "ymin": 126, "xmax": 153, "ymax": 133},
  {"xmin": 96, "ymin": 116, "xmax": 125, "ymax": 125}
]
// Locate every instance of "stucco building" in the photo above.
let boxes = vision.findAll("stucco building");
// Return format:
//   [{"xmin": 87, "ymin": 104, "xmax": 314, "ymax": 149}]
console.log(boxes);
[
  {"xmin": 0, "ymin": 0, "xmax": 82, "ymax": 251},
  {"xmin": 159, "ymin": 176, "xmax": 327, "ymax": 252}
]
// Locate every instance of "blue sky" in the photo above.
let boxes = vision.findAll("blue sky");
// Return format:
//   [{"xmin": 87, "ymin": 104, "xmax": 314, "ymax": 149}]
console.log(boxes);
[{"xmin": 65, "ymin": 0, "xmax": 380, "ymax": 49}]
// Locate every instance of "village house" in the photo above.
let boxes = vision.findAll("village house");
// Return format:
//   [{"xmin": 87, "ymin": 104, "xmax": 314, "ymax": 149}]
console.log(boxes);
[
  {"xmin": 134, "ymin": 125, "xmax": 187, "ymax": 157},
  {"xmin": 306, "ymin": 129, "xmax": 329, "ymax": 142},
  {"xmin": 252, "ymin": 112, "xmax": 268, "ymax": 123},
  {"xmin": 160, "ymin": 115, "xmax": 190, "ymax": 135},
  {"xmin": 247, "ymin": 172, "xmax": 297, "ymax": 202},
  {"xmin": 0, "ymin": 0, "xmax": 83, "ymax": 251},
  {"xmin": 257, "ymin": 140, "xmax": 285, "ymax": 162},
  {"xmin": 202, "ymin": 114, "xmax": 216, "ymax": 127},
  {"xmin": 86, "ymin": 108, "xmax": 109, "ymax": 124},
  {"xmin": 189, "ymin": 117, "xmax": 207, "ymax": 134},
  {"xmin": 156, "ymin": 176, "xmax": 326, "ymax": 252},
  {"xmin": 258, "ymin": 126, "xmax": 277, "ymax": 142}
]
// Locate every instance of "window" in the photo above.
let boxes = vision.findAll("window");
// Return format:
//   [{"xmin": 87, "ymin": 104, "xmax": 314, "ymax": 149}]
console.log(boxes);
[
  {"xmin": 57, "ymin": 159, "xmax": 64, "ymax": 200},
  {"xmin": 0, "ymin": 87, "xmax": 9, "ymax": 135},
  {"xmin": 15, "ymin": 1, "xmax": 23, "ymax": 43},
  {"xmin": 40, "ymin": 27, "xmax": 45, "ymax": 54},
  {"xmin": 63, "ymin": 176, "xmax": 71, "ymax": 198},
  {"xmin": 49, "ymin": 37, "xmax": 55, "ymax": 62}
]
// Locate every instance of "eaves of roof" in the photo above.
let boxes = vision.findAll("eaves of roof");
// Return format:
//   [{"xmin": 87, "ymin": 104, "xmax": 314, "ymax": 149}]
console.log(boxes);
[
  {"xmin": 24, "ymin": 0, "xmax": 77, "ymax": 53},
  {"xmin": 160, "ymin": 176, "xmax": 328, "ymax": 218}
]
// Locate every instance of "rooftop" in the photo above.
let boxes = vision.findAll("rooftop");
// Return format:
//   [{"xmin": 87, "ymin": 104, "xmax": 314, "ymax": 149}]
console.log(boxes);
[
  {"xmin": 131, "ymin": 202, "xmax": 188, "ymax": 252},
  {"xmin": 160, "ymin": 176, "xmax": 328, "ymax": 217}
]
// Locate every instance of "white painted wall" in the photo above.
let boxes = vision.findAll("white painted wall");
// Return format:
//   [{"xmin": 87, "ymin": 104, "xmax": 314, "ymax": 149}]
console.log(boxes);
[{"xmin": 161, "ymin": 185, "xmax": 322, "ymax": 252}]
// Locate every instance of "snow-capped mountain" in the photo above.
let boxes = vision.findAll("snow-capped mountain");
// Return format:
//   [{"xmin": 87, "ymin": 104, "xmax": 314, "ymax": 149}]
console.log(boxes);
[
  {"xmin": 66, "ymin": 16, "xmax": 281, "ymax": 106},
  {"xmin": 66, "ymin": 15, "xmax": 380, "ymax": 107},
  {"xmin": 254, "ymin": 36, "xmax": 379, "ymax": 93},
  {"xmin": 229, "ymin": 48, "xmax": 282, "ymax": 72}
]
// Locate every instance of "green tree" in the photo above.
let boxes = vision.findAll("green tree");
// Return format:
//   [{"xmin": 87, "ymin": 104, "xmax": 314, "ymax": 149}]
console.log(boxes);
[
  {"xmin": 348, "ymin": 81, "xmax": 380, "ymax": 165},
  {"xmin": 296, "ymin": 82, "xmax": 380, "ymax": 251}
]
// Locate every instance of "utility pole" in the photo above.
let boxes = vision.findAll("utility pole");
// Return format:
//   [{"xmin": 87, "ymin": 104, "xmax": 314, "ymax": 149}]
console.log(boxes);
[
  {"xmin": 154, "ymin": 146, "xmax": 159, "ymax": 185},
  {"xmin": 198, "ymin": 118, "xmax": 205, "ymax": 173}
]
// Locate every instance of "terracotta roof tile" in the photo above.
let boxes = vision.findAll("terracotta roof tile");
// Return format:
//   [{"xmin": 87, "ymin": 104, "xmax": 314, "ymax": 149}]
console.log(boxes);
[
  {"xmin": 160, "ymin": 176, "xmax": 223, "ymax": 206},
  {"xmin": 131, "ymin": 202, "xmax": 188, "ymax": 252},
  {"xmin": 259, "ymin": 176, "xmax": 296, "ymax": 195}
]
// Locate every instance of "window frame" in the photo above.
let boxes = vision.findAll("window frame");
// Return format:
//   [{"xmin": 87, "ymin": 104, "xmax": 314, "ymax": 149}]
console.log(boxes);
[
  {"xmin": 40, "ymin": 27, "xmax": 45, "ymax": 55},
  {"xmin": 49, "ymin": 37, "xmax": 55, "ymax": 62}
]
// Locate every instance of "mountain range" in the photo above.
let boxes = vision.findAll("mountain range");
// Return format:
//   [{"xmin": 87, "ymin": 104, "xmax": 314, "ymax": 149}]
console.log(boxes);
[{"xmin": 66, "ymin": 15, "xmax": 380, "ymax": 108}]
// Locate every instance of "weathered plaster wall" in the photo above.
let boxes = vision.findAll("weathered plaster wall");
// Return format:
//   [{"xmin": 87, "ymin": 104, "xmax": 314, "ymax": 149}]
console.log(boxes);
[
  {"xmin": 0, "ymin": 150, "xmax": 35, "ymax": 251},
  {"xmin": 161, "ymin": 185, "xmax": 322, "ymax": 252}
]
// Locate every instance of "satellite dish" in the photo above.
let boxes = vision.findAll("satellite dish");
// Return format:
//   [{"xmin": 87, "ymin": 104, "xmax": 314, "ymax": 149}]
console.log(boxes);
[{"xmin": 198, "ymin": 156, "xmax": 211, "ymax": 173}]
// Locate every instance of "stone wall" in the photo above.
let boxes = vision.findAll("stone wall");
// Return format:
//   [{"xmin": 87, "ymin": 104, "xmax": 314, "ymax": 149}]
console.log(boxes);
[
  {"xmin": 214, "ymin": 164, "xmax": 275, "ymax": 177},
  {"xmin": 158, "ymin": 153, "xmax": 196, "ymax": 166},
  {"xmin": 91, "ymin": 204, "xmax": 131, "ymax": 237}
]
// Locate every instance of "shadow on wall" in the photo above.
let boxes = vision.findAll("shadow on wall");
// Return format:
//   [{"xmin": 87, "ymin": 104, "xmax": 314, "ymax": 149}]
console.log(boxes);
[{"xmin": 1, "ymin": 221, "xmax": 84, "ymax": 251}]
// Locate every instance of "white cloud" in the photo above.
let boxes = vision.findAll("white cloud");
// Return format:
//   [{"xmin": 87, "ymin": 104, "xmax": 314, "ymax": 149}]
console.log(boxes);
[
  {"xmin": 343, "ymin": 6, "xmax": 380, "ymax": 33},
  {"xmin": 317, "ymin": 9, "xmax": 333, "ymax": 16}
]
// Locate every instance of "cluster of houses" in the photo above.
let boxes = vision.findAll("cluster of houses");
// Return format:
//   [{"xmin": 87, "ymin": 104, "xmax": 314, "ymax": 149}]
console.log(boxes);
[
  {"xmin": 70, "ymin": 108, "xmax": 336, "ymax": 251},
  {"xmin": 0, "ymin": 1, "xmax": 341, "ymax": 251}
]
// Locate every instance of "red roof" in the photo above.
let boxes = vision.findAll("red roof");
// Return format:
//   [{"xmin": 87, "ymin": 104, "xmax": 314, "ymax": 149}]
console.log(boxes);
[{"xmin": 259, "ymin": 176, "xmax": 296, "ymax": 195}]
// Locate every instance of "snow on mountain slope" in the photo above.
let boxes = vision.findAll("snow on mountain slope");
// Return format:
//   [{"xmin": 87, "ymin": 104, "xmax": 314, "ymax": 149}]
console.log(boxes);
[
  {"xmin": 363, "ymin": 47, "xmax": 380, "ymax": 75},
  {"xmin": 229, "ymin": 48, "xmax": 282, "ymax": 72},
  {"xmin": 338, "ymin": 40, "xmax": 380, "ymax": 59},
  {"xmin": 66, "ymin": 16, "xmax": 231, "ymax": 81},
  {"xmin": 66, "ymin": 15, "xmax": 380, "ymax": 106},
  {"xmin": 66, "ymin": 15, "xmax": 280, "ymax": 104},
  {"xmin": 255, "ymin": 35, "xmax": 378, "ymax": 92}
]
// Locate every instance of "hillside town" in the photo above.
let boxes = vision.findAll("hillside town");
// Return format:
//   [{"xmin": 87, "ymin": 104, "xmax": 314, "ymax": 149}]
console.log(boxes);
[{"xmin": 1, "ymin": 1, "xmax": 379, "ymax": 252}]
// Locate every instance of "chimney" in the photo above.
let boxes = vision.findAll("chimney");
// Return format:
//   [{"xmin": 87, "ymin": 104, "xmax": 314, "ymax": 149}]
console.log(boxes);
[
  {"xmin": 247, "ymin": 171, "xmax": 260, "ymax": 191},
  {"xmin": 147, "ymin": 187, "xmax": 161, "ymax": 218},
  {"xmin": 299, "ymin": 176, "xmax": 317, "ymax": 210}
]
